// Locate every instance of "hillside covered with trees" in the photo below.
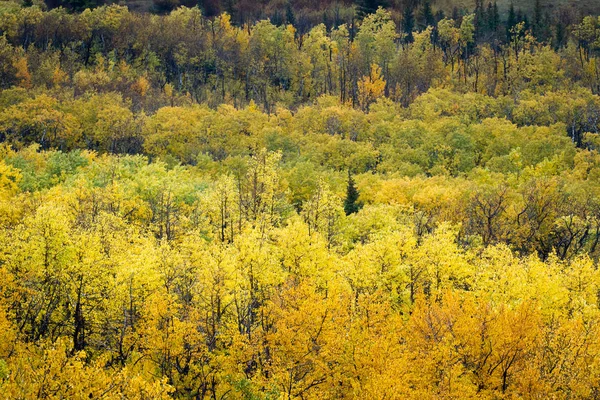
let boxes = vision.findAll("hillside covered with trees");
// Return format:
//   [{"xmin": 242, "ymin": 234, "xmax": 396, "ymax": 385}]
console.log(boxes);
[{"xmin": 3, "ymin": 0, "xmax": 600, "ymax": 398}]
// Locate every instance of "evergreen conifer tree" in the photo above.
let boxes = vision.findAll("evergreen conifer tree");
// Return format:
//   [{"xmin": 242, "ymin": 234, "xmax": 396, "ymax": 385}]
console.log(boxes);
[
  {"xmin": 506, "ymin": 4, "xmax": 516, "ymax": 42},
  {"xmin": 403, "ymin": 5, "xmax": 415, "ymax": 43},
  {"xmin": 285, "ymin": 1, "xmax": 295, "ymax": 25},
  {"xmin": 356, "ymin": 0, "xmax": 387, "ymax": 20},
  {"xmin": 344, "ymin": 171, "xmax": 361, "ymax": 215},
  {"xmin": 418, "ymin": 1, "xmax": 435, "ymax": 29}
]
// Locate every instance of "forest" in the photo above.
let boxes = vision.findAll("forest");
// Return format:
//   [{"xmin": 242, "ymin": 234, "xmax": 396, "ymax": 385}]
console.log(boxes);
[{"xmin": 3, "ymin": 0, "xmax": 600, "ymax": 398}]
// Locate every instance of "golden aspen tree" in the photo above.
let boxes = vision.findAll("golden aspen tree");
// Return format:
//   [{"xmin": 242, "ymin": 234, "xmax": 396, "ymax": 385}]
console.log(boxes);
[
  {"xmin": 301, "ymin": 179, "xmax": 345, "ymax": 249},
  {"xmin": 357, "ymin": 64, "xmax": 386, "ymax": 111}
]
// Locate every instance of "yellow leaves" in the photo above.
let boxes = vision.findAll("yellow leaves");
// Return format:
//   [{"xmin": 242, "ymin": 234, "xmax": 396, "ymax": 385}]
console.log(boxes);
[
  {"xmin": 0, "ymin": 303, "xmax": 16, "ymax": 359},
  {"xmin": 165, "ymin": 6, "xmax": 202, "ymax": 30},
  {"xmin": 133, "ymin": 75, "xmax": 150, "ymax": 97},
  {"xmin": 357, "ymin": 63, "xmax": 386, "ymax": 111},
  {"xmin": 342, "ymin": 226, "xmax": 416, "ymax": 302},
  {"xmin": 413, "ymin": 223, "xmax": 472, "ymax": 298},
  {"xmin": 236, "ymin": 148, "xmax": 287, "ymax": 232},
  {"xmin": 22, "ymin": 202, "xmax": 74, "ymax": 261},
  {"xmin": 301, "ymin": 179, "xmax": 345, "ymax": 248},
  {"xmin": 438, "ymin": 18, "xmax": 460, "ymax": 48},
  {"xmin": 234, "ymin": 226, "xmax": 283, "ymax": 289},
  {"xmin": 285, "ymin": 24, "xmax": 296, "ymax": 38},
  {"xmin": 0, "ymin": 160, "xmax": 21, "ymax": 197},
  {"xmin": 201, "ymin": 174, "xmax": 239, "ymax": 242},
  {"xmin": 4, "ymin": 80, "xmax": 600, "ymax": 400},
  {"xmin": 274, "ymin": 215, "xmax": 332, "ymax": 283},
  {"xmin": 355, "ymin": 7, "xmax": 398, "ymax": 67},
  {"xmin": 163, "ymin": 82, "xmax": 174, "ymax": 98},
  {"xmin": 139, "ymin": 291, "xmax": 202, "ymax": 365},
  {"xmin": 13, "ymin": 56, "xmax": 31, "ymax": 89},
  {"xmin": 562, "ymin": 255, "xmax": 600, "ymax": 314},
  {"xmin": 1, "ymin": 338, "xmax": 174, "ymax": 399},
  {"xmin": 93, "ymin": 99, "xmax": 136, "ymax": 153},
  {"xmin": 0, "ymin": 156, "xmax": 599, "ymax": 400},
  {"xmin": 88, "ymin": 5, "xmax": 129, "ymax": 32},
  {"xmin": 262, "ymin": 279, "xmax": 347, "ymax": 399},
  {"xmin": 408, "ymin": 292, "xmax": 541, "ymax": 398},
  {"xmin": 0, "ymin": 94, "xmax": 82, "ymax": 148},
  {"xmin": 52, "ymin": 65, "xmax": 68, "ymax": 87},
  {"xmin": 73, "ymin": 68, "xmax": 111, "ymax": 92},
  {"xmin": 217, "ymin": 11, "xmax": 233, "ymax": 31},
  {"xmin": 142, "ymin": 104, "xmax": 212, "ymax": 163},
  {"xmin": 459, "ymin": 14, "xmax": 475, "ymax": 45}
]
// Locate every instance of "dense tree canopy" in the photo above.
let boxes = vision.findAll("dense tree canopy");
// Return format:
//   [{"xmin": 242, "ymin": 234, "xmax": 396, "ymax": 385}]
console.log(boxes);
[{"xmin": 2, "ymin": 1, "xmax": 600, "ymax": 399}]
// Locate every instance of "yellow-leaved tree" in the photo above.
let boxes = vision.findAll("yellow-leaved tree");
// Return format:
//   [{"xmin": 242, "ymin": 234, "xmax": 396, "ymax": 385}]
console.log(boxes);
[{"xmin": 357, "ymin": 64, "xmax": 386, "ymax": 111}]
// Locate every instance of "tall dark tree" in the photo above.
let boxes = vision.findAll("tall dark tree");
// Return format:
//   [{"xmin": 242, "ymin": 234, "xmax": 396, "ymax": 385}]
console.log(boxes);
[
  {"xmin": 522, "ymin": 13, "xmax": 530, "ymax": 33},
  {"xmin": 418, "ymin": 1, "xmax": 435, "ymax": 30},
  {"xmin": 486, "ymin": 2, "xmax": 500, "ymax": 40},
  {"xmin": 285, "ymin": 1, "xmax": 295, "ymax": 25},
  {"xmin": 271, "ymin": 9, "xmax": 283, "ymax": 26},
  {"xmin": 536, "ymin": 12, "xmax": 552, "ymax": 42},
  {"xmin": 451, "ymin": 6, "xmax": 459, "ymax": 21},
  {"xmin": 489, "ymin": 2, "xmax": 499, "ymax": 30},
  {"xmin": 223, "ymin": 0, "xmax": 238, "ymax": 22},
  {"xmin": 403, "ymin": 5, "xmax": 415, "ymax": 43},
  {"xmin": 533, "ymin": 0, "xmax": 542, "ymax": 37},
  {"xmin": 554, "ymin": 21, "xmax": 567, "ymax": 49},
  {"xmin": 474, "ymin": 0, "xmax": 485, "ymax": 39},
  {"xmin": 356, "ymin": 0, "xmax": 388, "ymax": 19},
  {"xmin": 198, "ymin": 0, "xmax": 220, "ymax": 17},
  {"xmin": 506, "ymin": 3, "xmax": 516, "ymax": 42},
  {"xmin": 62, "ymin": 0, "xmax": 103, "ymax": 11},
  {"xmin": 344, "ymin": 172, "xmax": 361, "ymax": 216}
]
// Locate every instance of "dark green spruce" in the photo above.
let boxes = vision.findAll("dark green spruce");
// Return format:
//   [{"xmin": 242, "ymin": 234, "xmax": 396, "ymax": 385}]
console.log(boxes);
[{"xmin": 344, "ymin": 171, "xmax": 362, "ymax": 215}]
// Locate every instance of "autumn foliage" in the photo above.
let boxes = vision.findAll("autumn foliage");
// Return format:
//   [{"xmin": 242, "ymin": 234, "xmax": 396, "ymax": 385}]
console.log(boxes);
[{"xmin": 3, "ymin": 1, "xmax": 600, "ymax": 399}]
